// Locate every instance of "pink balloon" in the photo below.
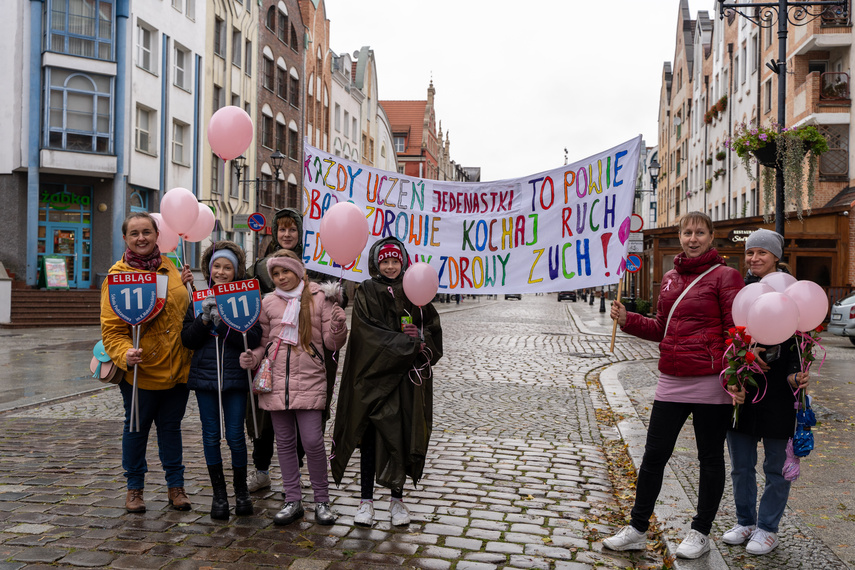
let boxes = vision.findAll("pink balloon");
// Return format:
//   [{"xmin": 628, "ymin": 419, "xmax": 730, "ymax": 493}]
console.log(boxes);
[
  {"xmin": 150, "ymin": 213, "xmax": 179, "ymax": 253},
  {"xmin": 731, "ymin": 282, "xmax": 775, "ymax": 327},
  {"xmin": 784, "ymin": 280, "xmax": 829, "ymax": 332},
  {"xmin": 161, "ymin": 187, "xmax": 200, "ymax": 236},
  {"xmin": 183, "ymin": 204, "xmax": 217, "ymax": 243},
  {"xmin": 760, "ymin": 271, "xmax": 797, "ymax": 293},
  {"xmin": 403, "ymin": 262, "xmax": 439, "ymax": 307},
  {"xmin": 319, "ymin": 202, "xmax": 369, "ymax": 266},
  {"xmin": 208, "ymin": 106, "xmax": 253, "ymax": 161},
  {"xmin": 746, "ymin": 292, "xmax": 800, "ymax": 345}
]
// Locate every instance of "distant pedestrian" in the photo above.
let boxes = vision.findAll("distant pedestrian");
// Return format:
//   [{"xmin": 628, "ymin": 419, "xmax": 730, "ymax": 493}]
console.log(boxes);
[
  {"xmin": 603, "ymin": 212, "xmax": 744, "ymax": 559},
  {"xmin": 722, "ymin": 229, "xmax": 809, "ymax": 555},
  {"xmin": 331, "ymin": 237, "xmax": 443, "ymax": 527},
  {"xmin": 239, "ymin": 249, "xmax": 347, "ymax": 526},
  {"xmin": 100, "ymin": 212, "xmax": 194, "ymax": 514},
  {"xmin": 181, "ymin": 241, "xmax": 261, "ymax": 520}
]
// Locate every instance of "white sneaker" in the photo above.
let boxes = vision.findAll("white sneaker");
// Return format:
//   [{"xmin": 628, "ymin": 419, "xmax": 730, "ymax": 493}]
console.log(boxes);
[
  {"xmin": 354, "ymin": 501, "xmax": 374, "ymax": 527},
  {"xmin": 722, "ymin": 523, "xmax": 756, "ymax": 545},
  {"xmin": 676, "ymin": 529, "xmax": 710, "ymax": 559},
  {"xmin": 390, "ymin": 500, "xmax": 411, "ymax": 526},
  {"xmin": 746, "ymin": 529, "xmax": 779, "ymax": 555},
  {"xmin": 246, "ymin": 470, "xmax": 271, "ymax": 492},
  {"xmin": 602, "ymin": 525, "xmax": 647, "ymax": 551}
]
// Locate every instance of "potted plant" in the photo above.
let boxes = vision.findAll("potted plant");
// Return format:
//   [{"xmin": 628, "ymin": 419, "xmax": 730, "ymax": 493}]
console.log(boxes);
[
  {"xmin": 713, "ymin": 168, "xmax": 726, "ymax": 180},
  {"xmin": 705, "ymin": 157, "xmax": 713, "ymax": 165},
  {"xmin": 704, "ymin": 111, "xmax": 713, "ymax": 125},
  {"xmin": 716, "ymin": 95, "xmax": 728, "ymax": 113},
  {"xmin": 716, "ymin": 150, "xmax": 727, "ymax": 161},
  {"xmin": 727, "ymin": 122, "xmax": 829, "ymax": 221}
]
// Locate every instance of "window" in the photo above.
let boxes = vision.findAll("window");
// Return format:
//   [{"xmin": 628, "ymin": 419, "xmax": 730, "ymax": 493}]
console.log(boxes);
[
  {"xmin": 136, "ymin": 21, "xmax": 156, "ymax": 73},
  {"xmin": 212, "ymin": 153, "xmax": 222, "ymax": 195},
  {"xmin": 48, "ymin": 0, "xmax": 114, "ymax": 60},
  {"xmin": 290, "ymin": 24, "xmax": 298, "ymax": 50},
  {"xmin": 734, "ymin": 55, "xmax": 740, "ymax": 88},
  {"xmin": 212, "ymin": 84, "xmax": 223, "ymax": 112},
  {"xmin": 232, "ymin": 29, "xmax": 241, "ymax": 67},
  {"xmin": 213, "ymin": 17, "xmax": 224, "ymax": 56},
  {"xmin": 261, "ymin": 173, "xmax": 273, "ymax": 206},
  {"xmin": 174, "ymin": 45, "xmax": 190, "ymax": 90},
  {"xmin": 343, "ymin": 111, "xmax": 349, "ymax": 137},
  {"xmin": 245, "ymin": 40, "xmax": 252, "ymax": 75},
  {"xmin": 287, "ymin": 181, "xmax": 298, "ymax": 208},
  {"xmin": 288, "ymin": 124, "xmax": 299, "ymax": 159},
  {"xmin": 135, "ymin": 106, "xmax": 154, "ymax": 154},
  {"xmin": 763, "ymin": 80, "xmax": 772, "ymax": 113},
  {"xmin": 262, "ymin": 114, "xmax": 273, "ymax": 148},
  {"xmin": 276, "ymin": 121, "xmax": 286, "ymax": 152},
  {"xmin": 45, "ymin": 68, "xmax": 112, "ymax": 153},
  {"xmin": 740, "ymin": 45, "xmax": 747, "ymax": 84},
  {"xmin": 751, "ymin": 35, "xmax": 759, "ymax": 73},
  {"xmin": 262, "ymin": 56, "xmax": 274, "ymax": 90},
  {"xmin": 289, "ymin": 74, "xmax": 300, "ymax": 107},
  {"xmin": 334, "ymin": 103, "xmax": 341, "ymax": 131},
  {"xmin": 277, "ymin": 66, "xmax": 287, "ymax": 99},
  {"xmin": 231, "ymin": 93, "xmax": 240, "ymax": 107},
  {"xmin": 185, "ymin": 0, "xmax": 195, "ymax": 20},
  {"xmin": 266, "ymin": 6, "xmax": 276, "ymax": 31},
  {"xmin": 172, "ymin": 0, "xmax": 182, "ymax": 11},
  {"xmin": 394, "ymin": 135, "xmax": 405, "ymax": 152},
  {"xmin": 277, "ymin": 10, "xmax": 288, "ymax": 43},
  {"xmin": 352, "ymin": 118, "xmax": 358, "ymax": 142},
  {"xmin": 172, "ymin": 121, "xmax": 188, "ymax": 165}
]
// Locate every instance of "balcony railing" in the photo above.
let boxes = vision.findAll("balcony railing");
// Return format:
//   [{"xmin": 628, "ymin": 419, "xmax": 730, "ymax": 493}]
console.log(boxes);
[
  {"xmin": 822, "ymin": 0, "xmax": 851, "ymax": 26},
  {"xmin": 820, "ymin": 72, "xmax": 850, "ymax": 101}
]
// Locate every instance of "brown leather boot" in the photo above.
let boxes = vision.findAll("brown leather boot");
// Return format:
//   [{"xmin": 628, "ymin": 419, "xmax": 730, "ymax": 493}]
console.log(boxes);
[
  {"xmin": 168, "ymin": 487, "xmax": 191, "ymax": 511},
  {"xmin": 125, "ymin": 489, "xmax": 145, "ymax": 513}
]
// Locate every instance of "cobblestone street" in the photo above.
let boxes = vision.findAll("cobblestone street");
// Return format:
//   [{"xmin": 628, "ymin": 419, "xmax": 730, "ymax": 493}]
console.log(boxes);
[{"xmin": 0, "ymin": 294, "xmax": 849, "ymax": 569}]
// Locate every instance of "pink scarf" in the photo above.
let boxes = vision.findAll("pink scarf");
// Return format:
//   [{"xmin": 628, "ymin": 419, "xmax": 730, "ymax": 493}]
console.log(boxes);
[{"xmin": 273, "ymin": 282, "xmax": 304, "ymax": 346}]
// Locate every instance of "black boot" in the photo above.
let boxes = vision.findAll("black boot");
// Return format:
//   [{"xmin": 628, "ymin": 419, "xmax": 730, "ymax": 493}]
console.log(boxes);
[
  {"xmin": 208, "ymin": 464, "xmax": 230, "ymax": 520},
  {"xmin": 233, "ymin": 465, "xmax": 253, "ymax": 516}
]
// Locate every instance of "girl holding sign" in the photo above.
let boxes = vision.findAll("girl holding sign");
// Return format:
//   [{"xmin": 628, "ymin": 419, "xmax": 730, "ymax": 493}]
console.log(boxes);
[
  {"xmin": 99, "ymin": 212, "xmax": 194, "ymax": 514},
  {"xmin": 239, "ymin": 249, "xmax": 348, "ymax": 526},
  {"xmin": 181, "ymin": 241, "xmax": 261, "ymax": 520}
]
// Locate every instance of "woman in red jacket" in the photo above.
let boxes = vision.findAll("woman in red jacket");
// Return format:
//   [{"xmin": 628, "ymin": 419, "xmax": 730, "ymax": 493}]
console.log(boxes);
[{"xmin": 603, "ymin": 212, "xmax": 744, "ymax": 559}]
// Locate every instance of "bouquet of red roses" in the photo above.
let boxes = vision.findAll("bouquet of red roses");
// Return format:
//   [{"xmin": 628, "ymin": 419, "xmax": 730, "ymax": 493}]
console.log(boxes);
[{"xmin": 721, "ymin": 326, "xmax": 765, "ymax": 428}]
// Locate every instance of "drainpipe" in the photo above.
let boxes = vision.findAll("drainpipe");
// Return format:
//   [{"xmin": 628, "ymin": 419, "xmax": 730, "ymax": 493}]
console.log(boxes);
[
  {"xmin": 704, "ymin": 75, "xmax": 709, "ymax": 215},
  {"xmin": 159, "ymin": 34, "xmax": 169, "ymax": 199},
  {"xmin": 112, "ymin": 0, "xmax": 130, "ymax": 263},
  {"xmin": 192, "ymin": 54, "xmax": 201, "ymax": 197},
  {"xmin": 755, "ymin": 29, "xmax": 762, "ymax": 217},
  {"xmin": 26, "ymin": 0, "xmax": 43, "ymax": 286},
  {"xmin": 727, "ymin": 42, "xmax": 734, "ymax": 219}
]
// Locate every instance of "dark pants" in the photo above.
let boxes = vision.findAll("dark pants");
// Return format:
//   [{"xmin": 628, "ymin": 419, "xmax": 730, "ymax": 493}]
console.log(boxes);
[
  {"xmin": 630, "ymin": 400, "xmax": 732, "ymax": 535},
  {"xmin": 360, "ymin": 423, "xmax": 403, "ymax": 501},
  {"xmin": 119, "ymin": 381, "xmax": 189, "ymax": 490}
]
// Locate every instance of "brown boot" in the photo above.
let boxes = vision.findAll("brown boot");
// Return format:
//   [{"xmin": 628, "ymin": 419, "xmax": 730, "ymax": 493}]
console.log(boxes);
[
  {"xmin": 168, "ymin": 487, "xmax": 191, "ymax": 511},
  {"xmin": 125, "ymin": 489, "xmax": 145, "ymax": 513}
]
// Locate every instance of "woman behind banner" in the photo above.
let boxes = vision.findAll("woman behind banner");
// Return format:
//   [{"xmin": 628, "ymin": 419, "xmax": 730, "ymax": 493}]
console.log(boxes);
[
  {"xmin": 602, "ymin": 211, "xmax": 744, "ymax": 559},
  {"xmin": 100, "ymin": 212, "xmax": 194, "ymax": 514}
]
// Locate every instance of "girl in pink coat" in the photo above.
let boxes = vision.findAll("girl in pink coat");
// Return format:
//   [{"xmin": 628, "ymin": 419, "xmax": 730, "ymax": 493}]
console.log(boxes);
[{"xmin": 239, "ymin": 249, "xmax": 347, "ymax": 526}]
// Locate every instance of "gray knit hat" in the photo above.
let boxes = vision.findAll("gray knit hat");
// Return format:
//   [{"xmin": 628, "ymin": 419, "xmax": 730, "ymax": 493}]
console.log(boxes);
[{"xmin": 745, "ymin": 228, "xmax": 784, "ymax": 259}]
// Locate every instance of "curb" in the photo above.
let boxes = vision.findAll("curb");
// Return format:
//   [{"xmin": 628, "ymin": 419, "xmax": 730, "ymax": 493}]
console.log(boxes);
[{"xmin": 599, "ymin": 362, "xmax": 729, "ymax": 569}]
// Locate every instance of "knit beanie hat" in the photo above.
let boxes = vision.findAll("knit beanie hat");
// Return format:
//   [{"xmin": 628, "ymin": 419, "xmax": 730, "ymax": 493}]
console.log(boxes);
[
  {"xmin": 745, "ymin": 228, "xmax": 784, "ymax": 260},
  {"xmin": 209, "ymin": 249, "xmax": 239, "ymax": 275},
  {"xmin": 378, "ymin": 243, "xmax": 403, "ymax": 263}
]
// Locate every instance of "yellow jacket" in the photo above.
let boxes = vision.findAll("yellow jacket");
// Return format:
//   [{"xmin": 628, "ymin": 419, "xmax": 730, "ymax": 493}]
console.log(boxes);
[{"xmin": 100, "ymin": 256, "xmax": 191, "ymax": 391}]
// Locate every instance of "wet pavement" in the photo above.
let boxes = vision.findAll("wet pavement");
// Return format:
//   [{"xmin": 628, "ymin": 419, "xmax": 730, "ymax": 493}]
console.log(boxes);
[{"xmin": 0, "ymin": 294, "xmax": 850, "ymax": 569}]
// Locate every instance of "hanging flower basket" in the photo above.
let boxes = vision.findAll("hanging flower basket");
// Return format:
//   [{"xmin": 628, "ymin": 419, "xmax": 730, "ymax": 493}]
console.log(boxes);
[{"xmin": 728, "ymin": 122, "xmax": 829, "ymax": 222}]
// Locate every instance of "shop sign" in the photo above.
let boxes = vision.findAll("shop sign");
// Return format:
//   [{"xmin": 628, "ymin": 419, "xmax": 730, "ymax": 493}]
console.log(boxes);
[
  {"xmin": 728, "ymin": 227, "xmax": 759, "ymax": 243},
  {"xmin": 41, "ymin": 189, "xmax": 91, "ymax": 211}
]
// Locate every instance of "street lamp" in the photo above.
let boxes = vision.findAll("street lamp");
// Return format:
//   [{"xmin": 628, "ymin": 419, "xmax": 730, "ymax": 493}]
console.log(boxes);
[
  {"xmin": 232, "ymin": 151, "xmax": 287, "ymax": 260},
  {"xmin": 717, "ymin": 0, "xmax": 845, "ymax": 237}
]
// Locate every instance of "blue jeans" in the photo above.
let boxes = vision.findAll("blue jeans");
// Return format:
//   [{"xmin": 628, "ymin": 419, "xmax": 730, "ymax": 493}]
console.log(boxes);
[
  {"xmin": 727, "ymin": 431, "xmax": 791, "ymax": 533},
  {"xmin": 195, "ymin": 389, "xmax": 248, "ymax": 468},
  {"xmin": 119, "ymin": 381, "xmax": 189, "ymax": 490}
]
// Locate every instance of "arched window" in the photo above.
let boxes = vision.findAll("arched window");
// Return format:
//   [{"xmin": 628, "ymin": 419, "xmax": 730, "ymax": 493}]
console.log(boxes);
[
  {"xmin": 266, "ymin": 6, "xmax": 276, "ymax": 31},
  {"xmin": 45, "ymin": 68, "xmax": 113, "ymax": 153}
]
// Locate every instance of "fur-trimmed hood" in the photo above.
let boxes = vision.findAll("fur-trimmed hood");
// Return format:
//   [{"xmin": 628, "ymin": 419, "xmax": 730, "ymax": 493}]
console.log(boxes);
[{"xmin": 200, "ymin": 240, "xmax": 247, "ymax": 283}]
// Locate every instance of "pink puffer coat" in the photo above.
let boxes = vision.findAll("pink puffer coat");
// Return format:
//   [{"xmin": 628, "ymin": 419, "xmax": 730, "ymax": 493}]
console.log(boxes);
[
  {"xmin": 622, "ymin": 249, "xmax": 744, "ymax": 377},
  {"xmin": 252, "ymin": 282, "xmax": 347, "ymax": 411}
]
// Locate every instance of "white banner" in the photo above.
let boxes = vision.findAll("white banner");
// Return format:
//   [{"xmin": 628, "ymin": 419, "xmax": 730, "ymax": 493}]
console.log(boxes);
[{"xmin": 299, "ymin": 136, "xmax": 641, "ymax": 294}]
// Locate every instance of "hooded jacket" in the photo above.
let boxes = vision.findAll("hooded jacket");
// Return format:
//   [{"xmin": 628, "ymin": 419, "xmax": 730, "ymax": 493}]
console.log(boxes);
[
  {"xmin": 250, "ymin": 281, "xmax": 347, "ymax": 411},
  {"xmin": 180, "ymin": 241, "xmax": 262, "ymax": 392},
  {"xmin": 100, "ymin": 255, "xmax": 191, "ymax": 391},
  {"xmin": 622, "ymin": 248, "xmax": 743, "ymax": 376},
  {"xmin": 250, "ymin": 208, "xmax": 304, "ymax": 294},
  {"xmin": 331, "ymin": 237, "xmax": 443, "ymax": 490}
]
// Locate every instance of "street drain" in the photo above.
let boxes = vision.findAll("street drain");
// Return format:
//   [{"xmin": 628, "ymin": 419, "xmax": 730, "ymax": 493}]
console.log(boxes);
[{"xmin": 565, "ymin": 352, "xmax": 606, "ymax": 358}]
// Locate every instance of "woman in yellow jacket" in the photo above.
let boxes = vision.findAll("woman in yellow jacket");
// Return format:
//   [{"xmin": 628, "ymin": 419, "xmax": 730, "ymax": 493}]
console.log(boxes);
[{"xmin": 100, "ymin": 212, "xmax": 193, "ymax": 513}]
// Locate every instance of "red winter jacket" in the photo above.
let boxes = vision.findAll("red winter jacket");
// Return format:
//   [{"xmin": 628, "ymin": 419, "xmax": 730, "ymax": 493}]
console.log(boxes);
[{"xmin": 622, "ymin": 249, "xmax": 744, "ymax": 377}]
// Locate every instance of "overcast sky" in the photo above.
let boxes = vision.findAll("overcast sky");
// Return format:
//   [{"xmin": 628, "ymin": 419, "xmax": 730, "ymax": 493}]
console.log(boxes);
[{"xmin": 325, "ymin": 0, "xmax": 718, "ymax": 182}]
